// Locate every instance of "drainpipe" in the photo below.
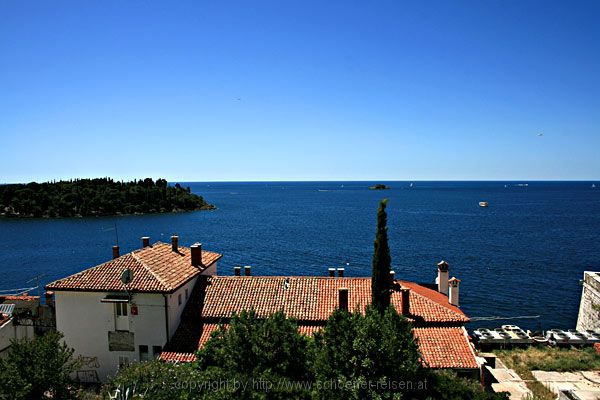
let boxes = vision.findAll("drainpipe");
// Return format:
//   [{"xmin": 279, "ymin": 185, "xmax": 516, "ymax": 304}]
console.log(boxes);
[{"xmin": 163, "ymin": 294, "xmax": 169, "ymax": 341}]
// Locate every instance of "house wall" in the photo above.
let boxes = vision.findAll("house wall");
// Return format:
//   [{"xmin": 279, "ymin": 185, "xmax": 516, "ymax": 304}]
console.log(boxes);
[
  {"xmin": 166, "ymin": 276, "xmax": 198, "ymax": 339},
  {"xmin": 54, "ymin": 290, "xmax": 168, "ymax": 382},
  {"xmin": 0, "ymin": 319, "xmax": 34, "ymax": 358},
  {"xmin": 576, "ymin": 271, "xmax": 600, "ymax": 332}
]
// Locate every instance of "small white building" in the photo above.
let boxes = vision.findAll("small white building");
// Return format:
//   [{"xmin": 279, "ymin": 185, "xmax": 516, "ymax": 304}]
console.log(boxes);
[
  {"xmin": 576, "ymin": 271, "xmax": 600, "ymax": 332},
  {"xmin": 45, "ymin": 236, "xmax": 221, "ymax": 383},
  {"xmin": 0, "ymin": 295, "xmax": 38, "ymax": 357}
]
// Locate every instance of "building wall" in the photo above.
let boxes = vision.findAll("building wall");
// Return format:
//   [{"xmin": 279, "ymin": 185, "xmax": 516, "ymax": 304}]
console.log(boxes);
[
  {"xmin": 166, "ymin": 276, "xmax": 198, "ymax": 340},
  {"xmin": 0, "ymin": 319, "xmax": 34, "ymax": 358},
  {"xmin": 54, "ymin": 290, "xmax": 168, "ymax": 382},
  {"xmin": 576, "ymin": 271, "xmax": 600, "ymax": 332}
]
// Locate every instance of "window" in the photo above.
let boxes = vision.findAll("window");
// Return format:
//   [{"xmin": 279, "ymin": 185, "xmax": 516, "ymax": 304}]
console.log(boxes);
[
  {"xmin": 152, "ymin": 345, "xmax": 162, "ymax": 359},
  {"xmin": 115, "ymin": 302, "xmax": 128, "ymax": 316},
  {"xmin": 178, "ymin": 293, "xmax": 182, "ymax": 306},
  {"xmin": 185, "ymin": 288, "xmax": 189, "ymax": 299},
  {"xmin": 139, "ymin": 345, "xmax": 149, "ymax": 362},
  {"xmin": 118, "ymin": 356, "xmax": 129, "ymax": 369}
]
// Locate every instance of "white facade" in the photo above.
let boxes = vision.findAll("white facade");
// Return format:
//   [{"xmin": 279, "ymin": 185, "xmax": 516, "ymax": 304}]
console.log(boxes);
[
  {"xmin": 0, "ymin": 318, "xmax": 34, "ymax": 358},
  {"xmin": 576, "ymin": 271, "xmax": 600, "ymax": 332},
  {"xmin": 54, "ymin": 262, "xmax": 217, "ymax": 383}
]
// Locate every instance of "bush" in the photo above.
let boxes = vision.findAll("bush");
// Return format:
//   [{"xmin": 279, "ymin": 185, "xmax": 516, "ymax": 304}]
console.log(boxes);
[{"xmin": 0, "ymin": 331, "xmax": 80, "ymax": 400}]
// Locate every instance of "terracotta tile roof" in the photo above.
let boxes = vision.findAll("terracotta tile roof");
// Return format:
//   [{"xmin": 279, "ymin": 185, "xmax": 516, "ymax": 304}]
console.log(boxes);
[
  {"xmin": 161, "ymin": 324, "xmax": 478, "ymax": 370},
  {"xmin": 160, "ymin": 323, "xmax": 324, "ymax": 363},
  {"xmin": 0, "ymin": 295, "xmax": 39, "ymax": 302},
  {"xmin": 160, "ymin": 276, "xmax": 471, "ymax": 367},
  {"xmin": 200, "ymin": 276, "xmax": 468, "ymax": 323},
  {"xmin": 45, "ymin": 242, "xmax": 222, "ymax": 293},
  {"xmin": 158, "ymin": 351, "xmax": 197, "ymax": 363},
  {"xmin": 413, "ymin": 327, "xmax": 479, "ymax": 369}
]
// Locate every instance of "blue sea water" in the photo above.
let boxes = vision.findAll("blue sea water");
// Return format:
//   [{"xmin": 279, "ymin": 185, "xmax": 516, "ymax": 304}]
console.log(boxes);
[{"xmin": 1, "ymin": 181, "xmax": 599, "ymax": 330}]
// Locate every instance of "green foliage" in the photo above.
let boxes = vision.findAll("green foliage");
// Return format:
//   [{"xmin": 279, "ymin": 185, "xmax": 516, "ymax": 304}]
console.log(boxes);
[
  {"xmin": 423, "ymin": 370, "xmax": 509, "ymax": 400},
  {"xmin": 372, "ymin": 198, "xmax": 393, "ymax": 314},
  {"xmin": 104, "ymin": 360, "xmax": 202, "ymax": 400},
  {"xmin": 0, "ymin": 331, "xmax": 80, "ymax": 400},
  {"xmin": 0, "ymin": 177, "xmax": 214, "ymax": 218},
  {"xmin": 196, "ymin": 310, "xmax": 311, "ymax": 399},
  {"xmin": 311, "ymin": 305, "xmax": 421, "ymax": 399}
]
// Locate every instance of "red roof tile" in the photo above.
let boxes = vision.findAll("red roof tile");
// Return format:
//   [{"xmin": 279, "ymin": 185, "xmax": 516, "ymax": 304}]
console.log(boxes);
[
  {"xmin": 413, "ymin": 327, "xmax": 479, "ymax": 369},
  {"xmin": 200, "ymin": 276, "xmax": 468, "ymax": 323},
  {"xmin": 161, "ymin": 324, "xmax": 478, "ymax": 370},
  {"xmin": 45, "ymin": 242, "xmax": 222, "ymax": 293}
]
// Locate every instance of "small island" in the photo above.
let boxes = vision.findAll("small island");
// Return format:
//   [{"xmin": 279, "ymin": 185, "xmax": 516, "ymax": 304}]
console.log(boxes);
[
  {"xmin": 0, "ymin": 178, "xmax": 215, "ymax": 218},
  {"xmin": 369, "ymin": 184, "xmax": 390, "ymax": 190}
]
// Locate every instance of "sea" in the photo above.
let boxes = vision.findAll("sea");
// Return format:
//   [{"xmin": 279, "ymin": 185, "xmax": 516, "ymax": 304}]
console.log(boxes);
[{"xmin": 1, "ymin": 181, "xmax": 599, "ymax": 330}]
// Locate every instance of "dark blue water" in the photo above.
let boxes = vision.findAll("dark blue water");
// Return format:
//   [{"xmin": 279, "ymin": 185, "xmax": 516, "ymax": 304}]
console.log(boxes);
[{"xmin": 1, "ymin": 181, "xmax": 599, "ymax": 330}]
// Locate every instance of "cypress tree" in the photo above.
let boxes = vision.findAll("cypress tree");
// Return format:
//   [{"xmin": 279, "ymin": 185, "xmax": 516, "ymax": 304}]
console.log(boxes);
[{"xmin": 372, "ymin": 198, "xmax": 392, "ymax": 314}]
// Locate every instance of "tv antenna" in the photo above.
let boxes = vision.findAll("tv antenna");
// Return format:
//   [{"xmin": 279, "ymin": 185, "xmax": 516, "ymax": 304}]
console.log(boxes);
[
  {"xmin": 120, "ymin": 268, "xmax": 133, "ymax": 301},
  {"xmin": 26, "ymin": 273, "xmax": 47, "ymax": 298}
]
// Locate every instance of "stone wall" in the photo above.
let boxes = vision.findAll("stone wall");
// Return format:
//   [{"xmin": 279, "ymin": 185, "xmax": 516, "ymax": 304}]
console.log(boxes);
[{"xmin": 576, "ymin": 272, "xmax": 600, "ymax": 332}]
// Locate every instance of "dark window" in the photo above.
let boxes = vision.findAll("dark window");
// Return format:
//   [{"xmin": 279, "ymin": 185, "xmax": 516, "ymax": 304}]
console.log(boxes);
[
  {"xmin": 139, "ymin": 345, "xmax": 149, "ymax": 362},
  {"xmin": 178, "ymin": 294, "xmax": 182, "ymax": 305},
  {"xmin": 152, "ymin": 345, "xmax": 162, "ymax": 359},
  {"xmin": 185, "ymin": 288, "xmax": 189, "ymax": 299},
  {"xmin": 115, "ymin": 302, "xmax": 128, "ymax": 316}
]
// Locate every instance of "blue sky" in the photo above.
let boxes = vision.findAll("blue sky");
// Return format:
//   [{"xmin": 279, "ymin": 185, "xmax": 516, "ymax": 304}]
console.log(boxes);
[{"xmin": 1, "ymin": 0, "xmax": 599, "ymax": 182}]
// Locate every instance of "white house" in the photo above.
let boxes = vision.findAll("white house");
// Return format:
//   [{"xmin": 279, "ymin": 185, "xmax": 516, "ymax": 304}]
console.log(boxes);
[
  {"xmin": 45, "ymin": 235, "xmax": 221, "ymax": 382},
  {"xmin": 0, "ymin": 295, "xmax": 38, "ymax": 357}
]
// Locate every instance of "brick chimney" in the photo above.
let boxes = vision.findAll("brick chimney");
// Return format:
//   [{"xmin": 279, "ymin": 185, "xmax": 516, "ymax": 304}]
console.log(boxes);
[
  {"xmin": 328, "ymin": 268, "xmax": 335, "ymax": 277},
  {"xmin": 234, "ymin": 266, "xmax": 241, "ymax": 276},
  {"xmin": 437, "ymin": 260, "xmax": 449, "ymax": 295},
  {"xmin": 401, "ymin": 288, "xmax": 410, "ymax": 316},
  {"xmin": 44, "ymin": 291, "xmax": 54, "ymax": 307},
  {"xmin": 337, "ymin": 268, "xmax": 345, "ymax": 278},
  {"xmin": 190, "ymin": 243, "xmax": 203, "ymax": 267},
  {"xmin": 244, "ymin": 266, "xmax": 252, "ymax": 276},
  {"xmin": 171, "ymin": 235, "xmax": 179, "ymax": 252},
  {"xmin": 112, "ymin": 245, "xmax": 120, "ymax": 259},
  {"xmin": 142, "ymin": 237, "xmax": 150, "ymax": 248},
  {"xmin": 449, "ymin": 277, "xmax": 461, "ymax": 306},
  {"xmin": 339, "ymin": 287, "xmax": 348, "ymax": 311}
]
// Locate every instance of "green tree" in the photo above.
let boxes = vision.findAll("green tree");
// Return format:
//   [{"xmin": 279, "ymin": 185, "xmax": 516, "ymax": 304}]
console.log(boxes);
[
  {"xmin": 311, "ymin": 306, "xmax": 421, "ymax": 400},
  {"xmin": 0, "ymin": 331, "xmax": 80, "ymax": 400},
  {"xmin": 196, "ymin": 310, "xmax": 311, "ymax": 399},
  {"xmin": 372, "ymin": 198, "xmax": 393, "ymax": 314}
]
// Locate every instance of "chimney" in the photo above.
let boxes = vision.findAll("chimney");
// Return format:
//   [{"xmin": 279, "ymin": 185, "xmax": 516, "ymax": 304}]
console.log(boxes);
[
  {"xmin": 337, "ymin": 268, "xmax": 345, "ymax": 278},
  {"xmin": 44, "ymin": 291, "xmax": 54, "ymax": 307},
  {"xmin": 448, "ymin": 277, "xmax": 461, "ymax": 306},
  {"xmin": 328, "ymin": 268, "xmax": 335, "ymax": 277},
  {"xmin": 234, "ymin": 266, "xmax": 241, "ymax": 276},
  {"xmin": 401, "ymin": 288, "xmax": 410, "ymax": 316},
  {"xmin": 338, "ymin": 287, "xmax": 348, "ymax": 311},
  {"xmin": 190, "ymin": 243, "xmax": 203, "ymax": 267},
  {"xmin": 389, "ymin": 270, "xmax": 395, "ymax": 283},
  {"xmin": 244, "ymin": 266, "xmax": 252, "ymax": 276},
  {"xmin": 437, "ymin": 260, "xmax": 449, "ymax": 295},
  {"xmin": 142, "ymin": 237, "xmax": 150, "ymax": 248},
  {"xmin": 171, "ymin": 235, "xmax": 179, "ymax": 252},
  {"xmin": 112, "ymin": 245, "xmax": 120, "ymax": 259}
]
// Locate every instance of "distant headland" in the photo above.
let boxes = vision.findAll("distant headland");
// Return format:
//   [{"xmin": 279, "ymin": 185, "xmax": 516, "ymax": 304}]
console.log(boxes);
[{"xmin": 0, "ymin": 178, "xmax": 214, "ymax": 218}]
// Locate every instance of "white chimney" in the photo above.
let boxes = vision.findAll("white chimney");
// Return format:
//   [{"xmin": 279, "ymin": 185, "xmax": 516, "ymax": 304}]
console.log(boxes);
[
  {"xmin": 437, "ymin": 260, "xmax": 449, "ymax": 295},
  {"xmin": 448, "ymin": 277, "xmax": 461, "ymax": 306}
]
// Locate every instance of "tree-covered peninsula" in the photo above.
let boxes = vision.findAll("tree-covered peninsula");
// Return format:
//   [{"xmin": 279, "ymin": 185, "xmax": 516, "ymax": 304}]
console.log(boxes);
[{"xmin": 0, "ymin": 178, "xmax": 214, "ymax": 218}]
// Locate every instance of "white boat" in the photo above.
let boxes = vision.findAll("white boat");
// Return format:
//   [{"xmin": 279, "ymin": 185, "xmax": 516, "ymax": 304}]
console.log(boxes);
[{"xmin": 479, "ymin": 201, "xmax": 489, "ymax": 207}]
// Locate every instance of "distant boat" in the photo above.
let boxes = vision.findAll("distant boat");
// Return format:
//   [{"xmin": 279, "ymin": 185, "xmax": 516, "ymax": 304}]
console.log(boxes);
[
  {"xmin": 593, "ymin": 184, "xmax": 596, "ymax": 188},
  {"xmin": 479, "ymin": 201, "xmax": 489, "ymax": 207},
  {"xmin": 409, "ymin": 182, "xmax": 414, "ymax": 188}
]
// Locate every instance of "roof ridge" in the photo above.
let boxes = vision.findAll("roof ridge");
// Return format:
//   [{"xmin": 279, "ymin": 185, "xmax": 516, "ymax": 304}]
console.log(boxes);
[
  {"xmin": 131, "ymin": 251, "xmax": 170, "ymax": 291},
  {"xmin": 46, "ymin": 255, "xmax": 129, "ymax": 287},
  {"xmin": 408, "ymin": 288, "xmax": 468, "ymax": 320}
]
